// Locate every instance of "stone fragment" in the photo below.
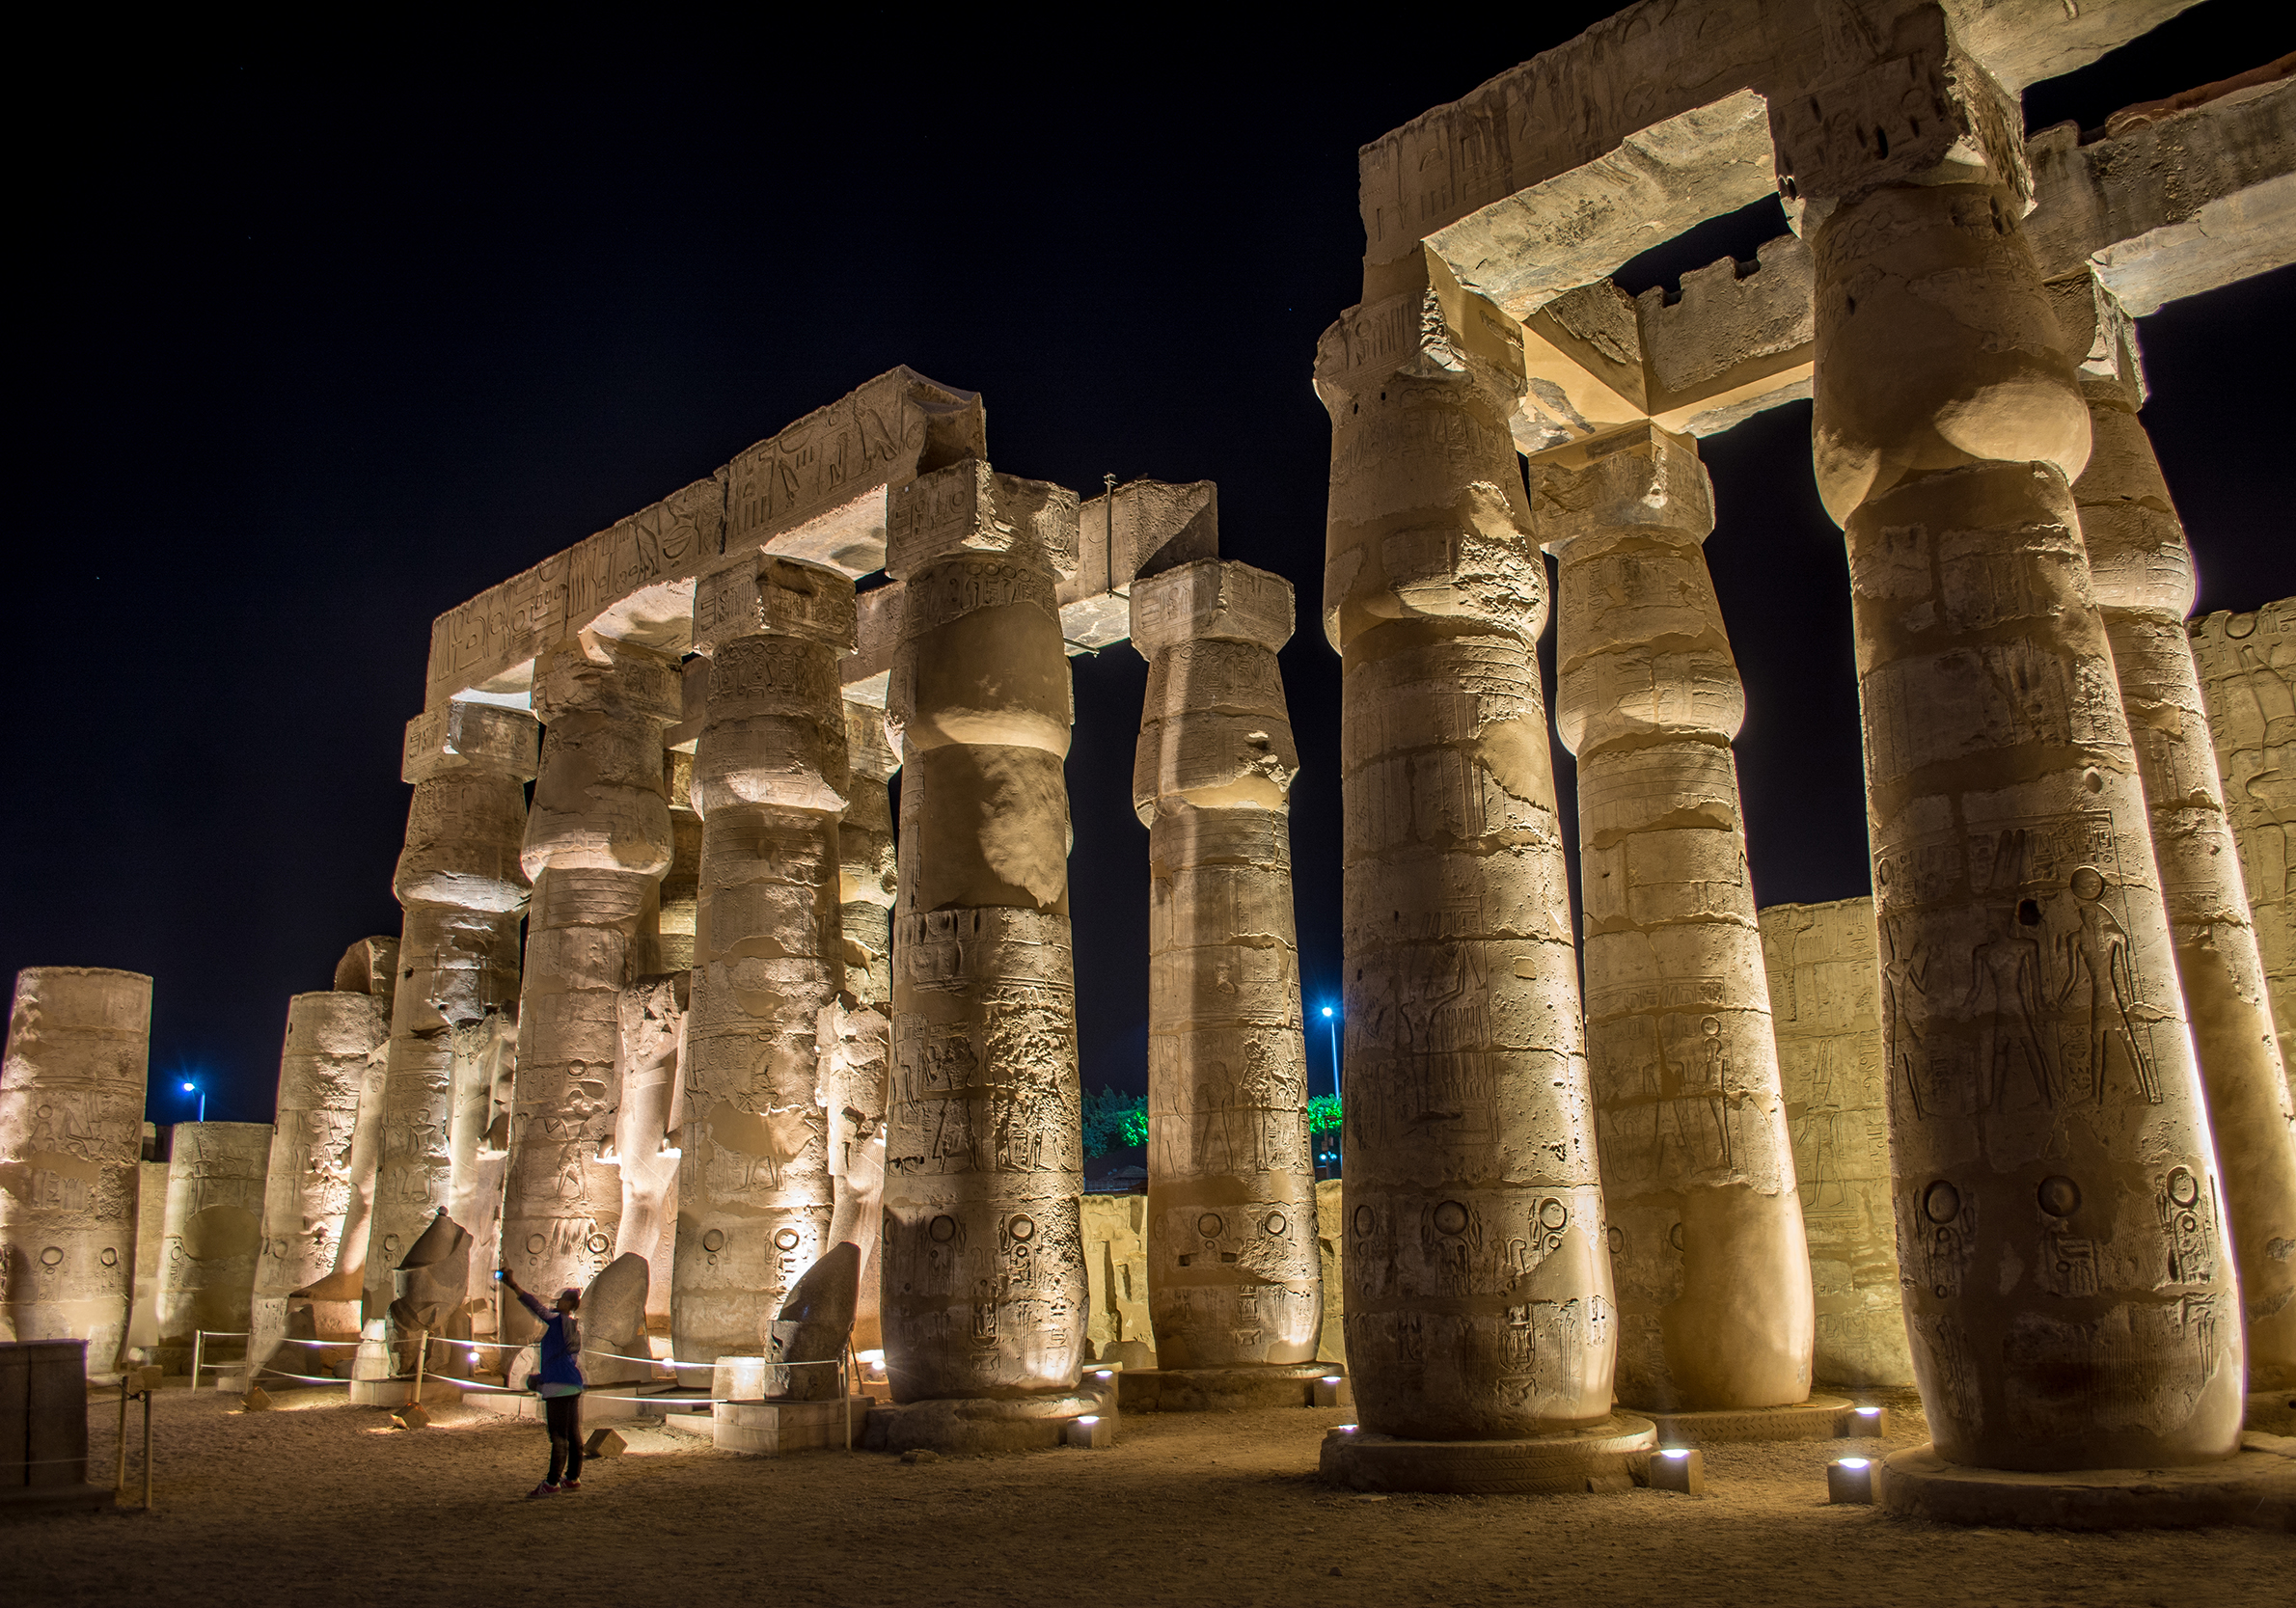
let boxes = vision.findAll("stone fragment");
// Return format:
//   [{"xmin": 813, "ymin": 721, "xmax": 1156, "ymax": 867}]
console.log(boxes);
[
  {"xmin": 579, "ymin": 1251, "xmax": 650, "ymax": 1385},
  {"xmin": 154, "ymin": 1123, "xmax": 269, "ymax": 1375},
  {"xmin": 0, "ymin": 968, "xmax": 150, "ymax": 1375},
  {"xmin": 769, "ymin": 1240, "xmax": 859, "ymax": 1402},
  {"xmin": 584, "ymin": 1427, "xmax": 627, "ymax": 1458},
  {"xmin": 386, "ymin": 1210, "xmax": 472, "ymax": 1375}
]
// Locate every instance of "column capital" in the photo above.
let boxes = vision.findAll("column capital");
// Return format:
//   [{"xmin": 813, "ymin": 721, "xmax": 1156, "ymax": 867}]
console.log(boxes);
[
  {"xmin": 884, "ymin": 459, "xmax": 1080, "ymax": 583},
  {"xmin": 1528, "ymin": 423, "xmax": 1714, "ymax": 553},
  {"xmin": 693, "ymin": 553, "xmax": 857, "ymax": 657},
  {"xmin": 531, "ymin": 636, "xmax": 682, "ymax": 726},
  {"xmin": 401, "ymin": 701, "xmax": 539, "ymax": 786},
  {"xmin": 1129, "ymin": 559, "xmax": 1294, "ymax": 658}
]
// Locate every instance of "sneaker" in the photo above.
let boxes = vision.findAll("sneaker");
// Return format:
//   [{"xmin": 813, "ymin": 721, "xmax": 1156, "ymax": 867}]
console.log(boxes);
[
  {"xmin": 560, "ymin": 1479, "xmax": 582, "ymax": 1491},
  {"xmin": 528, "ymin": 1483, "xmax": 560, "ymax": 1498}
]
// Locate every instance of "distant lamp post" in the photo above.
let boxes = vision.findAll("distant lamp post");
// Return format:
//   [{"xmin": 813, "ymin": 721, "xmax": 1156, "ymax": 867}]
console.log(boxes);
[
  {"xmin": 180, "ymin": 1079, "xmax": 205, "ymax": 1122},
  {"xmin": 1319, "ymin": 1004, "xmax": 1342, "ymax": 1176}
]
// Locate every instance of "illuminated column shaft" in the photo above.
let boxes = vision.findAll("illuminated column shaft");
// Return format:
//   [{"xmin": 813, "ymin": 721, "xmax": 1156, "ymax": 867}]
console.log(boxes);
[
  {"xmin": 253, "ymin": 988, "xmax": 389, "ymax": 1367},
  {"xmin": 1132, "ymin": 559, "xmax": 1321, "ymax": 1368},
  {"xmin": 1315, "ymin": 263, "xmax": 1613, "ymax": 1439},
  {"xmin": 0, "ymin": 968, "xmax": 150, "ymax": 1375},
  {"xmin": 883, "ymin": 460, "xmax": 1087, "ymax": 1403},
  {"xmin": 2074, "ymin": 354, "xmax": 2296, "ymax": 1390},
  {"xmin": 154, "ymin": 1122, "xmax": 270, "ymax": 1371},
  {"xmin": 831, "ymin": 700, "xmax": 897, "ymax": 1350},
  {"xmin": 360, "ymin": 702, "xmax": 536, "ymax": 1318},
  {"xmin": 1783, "ymin": 19, "xmax": 2241, "ymax": 1466},
  {"xmin": 674, "ymin": 556, "xmax": 854, "ymax": 1362},
  {"xmin": 1535, "ymin": 424, "xmax": 1814, "ymax": 1411},
  {"xmin": 502, "ymin": 638, "xmax": 679, "ymax": 1333}
]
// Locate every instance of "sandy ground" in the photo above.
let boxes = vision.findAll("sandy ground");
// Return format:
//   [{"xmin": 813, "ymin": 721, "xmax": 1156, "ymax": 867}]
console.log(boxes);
[{"xmin": 10, "ymin": 1384, "xmax": 2286, "ymax": 1608}]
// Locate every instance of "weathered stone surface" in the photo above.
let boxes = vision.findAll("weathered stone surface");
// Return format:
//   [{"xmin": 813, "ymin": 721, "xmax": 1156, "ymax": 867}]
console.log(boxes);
[
  {"xmin": 385, "ymin": 1210, "xmax": 472, "ymax": 1366},
  {"xmin": 1758, "ymin": 898, "xmax": 1914, "ymax": 1388},
  {"xmin": 832, "ymin": 699, "xmax": 896, "ymax": 1351},
  {"xmin": 769, "ymin": 1240, "xmax": 859, "ymax": 1401},
  {"xmin": 1080, "ymin": 1192, "xmax": 1153, "ymax": 1365},
  {"xmin": 154, "ymin": 1123, "xmax": 270, "ymax": 1374},
  {"xmin": 0, "ymin": 968, "xmax": 149, "ymax": 1375},
  {"xmin": 579, "ymin": 1251, "xmax": 650, "ymax": 1385},
  {"xmin": 613, "ymin": 975, "xmax": 682, "ymax": 1349},
  {"xmin": 443, "ymin": 1010, "xmax": 513, "ymax": 1346},
  {"xmin": 1535, "ymin": 423, "xmax": 1814, "ymax": 1414},
  {"xmin": 331, "ymin": 937, "xmax": 397, "ymax": 998}
]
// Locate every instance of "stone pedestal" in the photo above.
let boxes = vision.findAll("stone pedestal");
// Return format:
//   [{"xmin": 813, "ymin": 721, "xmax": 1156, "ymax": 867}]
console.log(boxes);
[
  {"xmin": 502, "ymin": 639, "xmax": 679, "ymax": 1334},
  {"xmin": 711, "ymin": 1394, "xmax": 867, "ymax": 1455},
  {"xmin": 1534, "ymin": 423, "xmax": 1815, "ymax": 1416},
  {"xmin": 881, "ymin": 460, "xmax": 1089, "ymax": 1405},
  {"xmin": 1787, "ymin": 21, "xmax": 2243, "ymax": 1470},
  {"xmin": 1878, "ymin": 1438, "xmax": 2296, "ymax": 1530},
  {"xmin": 362, "ymin": 702, "xmax": 537, "ymax": 1321},
  {"xmin": 675, "ymin": 555, "xmax": 856, "ymax": 1362},
  {"xmin": 1638, "ymin": 1393, "xmax": 1857, "ymax": 1446},
  {"xmin": 0, "ymin": 968, "xmax": 150, "ymax": 1375},
  {"xmin": 1130, "ymin": 559, "xmax": 1323, "ymax": 1377},
  {"xmin": 1116, "ymin": 1360, "xmax": 1333, "ymax": 1412},
  {"xmin": 1320, "ymin": 1415, "xmax": 1658, "ymax": 1495},
  {"xmin": 861, "ymin": 1389, "xmax": 1107, "ymax": 1456},
  {"xmin": 153, "ymin": 1123, "xmax": 270, "ymax": 1376},
  {"xmin": 1314, "ymin": 254, "xmax": 1618, "ymax": 1452}
]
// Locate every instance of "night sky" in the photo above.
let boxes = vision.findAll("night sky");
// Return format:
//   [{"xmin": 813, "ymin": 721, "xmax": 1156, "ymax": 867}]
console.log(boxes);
[{"xmin": 13, "ymin": 7, "xmax": 2291, "ymax": 1125}]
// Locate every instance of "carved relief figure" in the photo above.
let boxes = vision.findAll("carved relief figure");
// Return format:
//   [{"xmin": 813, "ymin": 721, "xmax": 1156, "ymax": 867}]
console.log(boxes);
[{"xmin": 2059, "ymin": 867, "xmax": 2161, "ymax": 1105}]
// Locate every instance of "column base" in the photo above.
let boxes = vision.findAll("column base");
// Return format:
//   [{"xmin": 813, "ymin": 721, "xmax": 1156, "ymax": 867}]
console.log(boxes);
[
  {"xmin": 1319, "ymin": 1415, "xmax": 1657, "ymax": 1494},
  {"xmin": 712, "ymin": 1396, "xmax": 869, "ymax": 1455},
  {"xmin": 1116, "ymin": 1362, "xmax": 1341, "ymax": 1412},
  {"xmin": 347, "ymin": 1377, "xmax": 461, "ymax": 1408},
  {"xmin": 1879, "ymin": 1438, "xmax": 2296, "ymax": 1530},
  {"xmin": 1629, "ymin": 1393, "xmax": 1856, "ymax": 1445},
  {"xmin": 861, "ymin": 1389, "xmax": 1110, "ymax": 1456},
  {"xmin": 2246, "ymin": 1390, "xmax": 2296, "ymax": 1436}
]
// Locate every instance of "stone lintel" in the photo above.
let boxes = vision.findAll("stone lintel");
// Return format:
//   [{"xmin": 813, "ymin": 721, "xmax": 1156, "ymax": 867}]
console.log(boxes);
[{"xmin": 1059, "ymin": 479, "xmax": 1220, "ymax": 651}]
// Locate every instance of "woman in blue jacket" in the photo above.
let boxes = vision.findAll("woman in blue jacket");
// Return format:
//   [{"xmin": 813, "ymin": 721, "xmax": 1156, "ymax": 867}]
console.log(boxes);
[{"xmin": 501, "ymin": 1269, "xmax": 586, "ymax": 1495}]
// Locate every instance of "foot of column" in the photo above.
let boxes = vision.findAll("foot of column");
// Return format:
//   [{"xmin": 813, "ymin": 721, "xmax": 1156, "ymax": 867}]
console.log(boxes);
[
  {"xmin": 1116, "ymin": 1362, "xmax": 1340, "ymax": 1413},
  {"xmin": 861, "ymin": 1388, "xmax": 1113, "ymax": 1456},
  {"xmin": 1879, "ymin": 1440, "xmax": 2296, "ymax": 1530},
  {"xmin": 2245, "ymin": 1390, "xmax": 2296, "ymax": 1436},
  {"xmin": 1629, "ymin": 1394, "xmax": 1857, "ymax": 1446},
  {"xmin": 1319, "ymin": 1415, "xmax": 1657, "ymax": 1494}
]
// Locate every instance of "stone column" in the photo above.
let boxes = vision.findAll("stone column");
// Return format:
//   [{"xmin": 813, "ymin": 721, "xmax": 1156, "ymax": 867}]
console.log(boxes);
[
  {"xmin": 2069, "ymin": 329, "xmax": 2296, "ymax": 1393},
  {"xmin": 881, "ymin": 460, "xmax": 1089, "ymax": 1406},
  {"xmin": 501, "ymin": 638, "xmax": 679, "ymax": 1337},
  {"xmin": 674, "ymin": 555, "xmax": 855, "ymax": 1364},
  {"xmin": 252, "ymin": 987, "xmax": 389, "ymax": 1369},
  {"xmin": 1781, "ymin": 18, "xmax": 2242, "ymax": 1467},
  {"xmin": 1131, "ymin": 559, "xmax": 1323, "ymax": 1373},
  {"xmin": 153, "ymin": 1122, "xmax": 270, "ymax": 1374},
  {"xmin": 1759, "ymin": 898, "xmax": 1913, "ymax": 1388},
  {"xmin": 832, "ymin": 699, "xmax": 898, "ymax": 1351},
  {"xmin": 0, "ymin": 968, "xmax": 150, "ymax": 1375},
  {"xmin": 359, "ymin": 702, "xmax": 537, "ymax": 1321},
  {"xmin": 1313, "ymin": 259, "xmax": 1627, "ymax": 1458},
  {"xmin": 1533, "ymin": 424, "xmax": 1816, "ymax": 1416}
]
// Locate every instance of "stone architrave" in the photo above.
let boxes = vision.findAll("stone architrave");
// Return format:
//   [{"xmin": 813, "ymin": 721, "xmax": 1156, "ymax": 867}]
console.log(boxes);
[
  {"xmin": 501, "ymin": 638, "xmax": 681, "ymax": 1338},
  {"xmin": 1532, "ymin": 423, "xmax": 1815, "ymax": 1413},
  {"xmin": 2190, "ymin": 600, "xmax": 2296, "ymax": 1090},
  {"xmin": 1758, "ymin": 898, "xmax": 1914, "ymax": 1388},
  {"xmin": 359, "ymin": 702, "xmax": 538, "ymax": 1322},
  {"xmin": 0, "ymin": 968, "xmax": 150, "ymax": 1375},
  {"xmin": 2067, "ymin": 315, "xmax": 2296, "ymax": 1392},
  {"xmin": 881, "ymin": 459, "xmax": 1089, "ymax": 1404},
  {"xmin": 614, "ymin": 973, "xmax": 684, "ymax": 1349},
  {"xmin": 1784, "ymin": 15, "xmax": 2243, "ymax": 1467},
  {"xmin": 1313, "ymin": 253, "xmax": 1621, "ymax": 1443},
  {"xmin": 1130, "ymin": 559, "xmax": 1323, "ymax": 1370},
  {"xmin": 831, "ymin": 700, "xmax": 897, "ymax": 1351},
  {"xmin": 675, "ymin": 555, "xmax": 856, "ymax": 1363},
  {"xmin": 252, "ymin": 988, "xmax": 390, "ymax": 1369},
  {"xmin": 153, "ymin": 1122, "xmax": 270, "ymax": 1374}
]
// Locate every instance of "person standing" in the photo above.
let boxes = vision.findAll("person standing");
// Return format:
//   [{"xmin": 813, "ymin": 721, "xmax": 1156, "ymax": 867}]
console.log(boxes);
[{"xmin": 502, "ymin": 1269, "xmax": 586, "ymax": 1495}]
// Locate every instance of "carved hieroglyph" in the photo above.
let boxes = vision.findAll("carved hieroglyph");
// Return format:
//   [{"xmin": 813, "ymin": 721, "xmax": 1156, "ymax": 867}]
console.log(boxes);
[
  {"xmin": 1535, "ymin": 423, "xmax": 1814, "ymax": 1412},
  {"xmin": 2192, "ymin": 599, "xmax": 2296, "ymax": 1088},
  {"xmin": 0, "ymin": 968, "xmax": 150, "ymax": 1375},
  {"xmin": 2070, "ymin": 323, "xmax": 2296, "ymax": 1392},
  {"xmin": 154, "ymin": 1123, "xmax": 270, "ymax": 1371},
  {"xmin": 675, "ymin": 555, "xmax": 854, "ymax": 1362},
  {"xmin": 252, "ymin": 987, "xmax": 389, "ymax": 1368},
  {"xmin": 1791, "ymin": 17, "xmax": 2242, "ymax": 1467},
  {"xmin": 1759, "ymin": 899, "xmax": 1913, "ymax": 1388},
  {"xmin": 360, "ymin": 702, "xmax": 537, "ymax": 1320},
  {"xmin": 501, "ymin": 638, "xmax": 680, "ymax": 1337},
  {"xmin": 832, "ymin": 700, "xmax": 897, "ymax": 1350},
  {"xmin": 1316, "ymin": 255, "xmax": 1616, "ymax": 1439},
  {"xmin": 883, "ymin": 460, "xmax": 1089, "ymax": 1402},
  {"xmin": 1131, "ymin": 559, "xmax": 1322, "ymax": 1369}
]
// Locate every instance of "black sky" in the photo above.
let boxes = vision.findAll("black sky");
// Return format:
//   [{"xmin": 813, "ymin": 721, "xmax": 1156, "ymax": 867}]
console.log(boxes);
[{"xmin": 11, "ymin": 8, "xmax": 2292, "ymax": 1124}]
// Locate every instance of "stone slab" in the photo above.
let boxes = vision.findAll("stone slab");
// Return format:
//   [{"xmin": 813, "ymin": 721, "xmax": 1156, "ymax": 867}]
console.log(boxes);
[
  {"xmin": 1880, "ymin": 1438, "xmax": 2296, "ymax": 1531},
  {"xmin": 861, "ymin": 1390, "xmax": 1110, "ymax": 1456},
  {"xmin": 1320, "ymin": 1414, "xmax": 1658, "ymax": 1494},
  {"xmin": 1118, "ymin": 1364, "xmax": 1338, "ymax": 1413},
  {"xmin": 710, "ymin": 1396, "xmax": 867, "ymax": 1456},
  {"xmin": 1633, "ymin": 1394, "xmax": 1856, "ymax": 1446}
]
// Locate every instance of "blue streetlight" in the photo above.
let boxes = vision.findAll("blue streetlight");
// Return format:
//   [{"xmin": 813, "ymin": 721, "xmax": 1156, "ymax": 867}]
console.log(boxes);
[
  {"xmin": 180, "ymin": 1079, "xmax": 205, "ymax": 1122},
  {"xmin": 1320, "ymin": 1006, "xmax": 1341, "ymax": 1102}
]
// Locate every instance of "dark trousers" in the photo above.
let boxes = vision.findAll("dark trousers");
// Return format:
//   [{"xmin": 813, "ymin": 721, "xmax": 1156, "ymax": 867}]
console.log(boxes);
[{"xmin": 544, "ymin": 1392, "xmax": 584, "ymax": 1484}]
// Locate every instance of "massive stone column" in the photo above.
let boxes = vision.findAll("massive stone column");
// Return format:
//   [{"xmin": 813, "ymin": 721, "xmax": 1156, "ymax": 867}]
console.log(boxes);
[
  {"xmin": 1131, "ymin": 559, "xmax": 1323, "ymax": 1374},
  {"xmin": 1782, "ymin": 16, "xmax": 2242, "ymax": 1468},
  {"xmin": 1532, "ymin": 424, "xmax": 1817, "ymax": 1419},
  {"xmin": 881, "ymin": 460, "xmax": 1090, "ymax": 1407},
  {"xmin": 1314, "ymin": 256, "xmax": 1635, "ymax": 1477},
  {"xmin": 2066, "ymin": 312, "xmax": 2296, "ymax": 1393},
  {"xmin": 674, "ymin": 555, "xmax": 854, "ymax": 1364},
  {"xmin": 1759, "ymin": 898, "xmax": 1913, "ymax": 1388},
  {"xmin": 501, "ymin": 638, "xmax": 679, "ymax": 1338},
  {"xmin": 252, "ymin": 987, "xmax": 390, "ymax": 1368},
  {"xmin": 153, "ymin": 1122, "xmax": 270, "ymax": 1374},
  {"xmin": 0, "ymin": 968, "xmax": 150, "ymax": 1375},
  {"xmin": 359, "ymin": 702, "xmax": 537, "ymax": 1321},
  {"xmin": 831, "ymin": 699, "xmax": 897, "ymax": 1351}
]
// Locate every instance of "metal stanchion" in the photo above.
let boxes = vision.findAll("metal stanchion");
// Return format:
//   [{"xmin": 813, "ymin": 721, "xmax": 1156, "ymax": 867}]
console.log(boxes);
[
  {"xmin": 412, "ymin": 1329, "xmax": 428, "ymax": 1402},
  {"xmin": 115, "ymin": 1375, "xmax": 129, "ymax": 1494},
  {"xmin": 140, "ymin": 1385, "xmax": 154, "ymax": 1513},
  {"xmin": 191, "ymin": 1330, "xmax": 204, "ymax": 1388}
]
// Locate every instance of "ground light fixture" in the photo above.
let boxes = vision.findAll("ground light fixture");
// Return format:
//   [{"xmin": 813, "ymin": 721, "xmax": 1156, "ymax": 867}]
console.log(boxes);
[
  {"xmin": 1847, "ymin": 1404, "xmax": 1888, "ymax": 1434},
  {"xmin": 1649, "ymin": 1446, "xmax": 1705, "ymax": 1494},
  {"xmin": 1063, "ymin": 1413, "xmax": 1114, "ymax": 1449},
  {"xmin": 1313, "ymin": 1374, "xmax": 1351, "ymax": 1407},
  {"xmin": 1827, "ymin": 1457, "xmax": 1876, "ymax": 1504}
]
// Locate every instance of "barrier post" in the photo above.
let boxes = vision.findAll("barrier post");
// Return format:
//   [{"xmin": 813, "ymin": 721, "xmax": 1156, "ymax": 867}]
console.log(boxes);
[
  {"xmin": 413, "ymin": 1329, "xmax": 428, "ymax": 1400},
  {"xmin": 115, "ymin": 1376, "xmax": 128, "ymax": 1493},
  {"xmin": 141, "ymin": 1386, "xmax": 154, "ymax": 1512},
  {"xmin": 191, "ymin": 1330, "xmax": 204, "ymax": 1388}
]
